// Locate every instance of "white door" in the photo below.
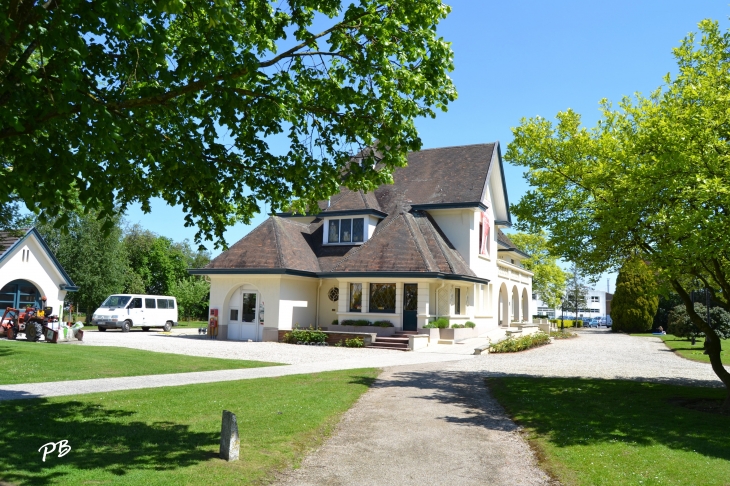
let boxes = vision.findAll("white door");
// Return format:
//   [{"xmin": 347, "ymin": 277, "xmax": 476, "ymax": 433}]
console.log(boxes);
[
  {"xmin": 144, "ymin": 297, "xmax": 159, "ymax": 326},
  {"xmin": 127, "ymin": 297, "xmax": 145, "ymax": 326},
  {"xmin": 240, "ymin": 292, "xmax": 259, "ymax": 341}
]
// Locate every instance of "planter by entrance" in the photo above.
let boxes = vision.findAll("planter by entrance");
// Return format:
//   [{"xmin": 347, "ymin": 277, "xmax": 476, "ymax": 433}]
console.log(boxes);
[{"xmin": 439, "ymin": 328, "xmax": 477, "ymax": 342}]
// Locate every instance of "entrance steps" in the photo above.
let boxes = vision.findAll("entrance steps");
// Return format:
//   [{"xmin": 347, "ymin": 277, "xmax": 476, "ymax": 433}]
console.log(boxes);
[{"xmin": 367, "ymin": 331, "xmax": 414, "ymax": 351}]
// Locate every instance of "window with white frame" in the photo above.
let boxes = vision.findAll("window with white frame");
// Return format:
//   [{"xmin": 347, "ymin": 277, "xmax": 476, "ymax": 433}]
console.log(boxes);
[
  {"xmin": 591, "ymin": 296, "xmax": 600, "ymax": 303},
  {"xmin": 327, "ymin": 218, "xmax": 365, "ymax": 244}
]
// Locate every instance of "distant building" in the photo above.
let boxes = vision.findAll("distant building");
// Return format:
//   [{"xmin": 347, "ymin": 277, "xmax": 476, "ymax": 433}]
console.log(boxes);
[{"xmin": 532, "ymin": 289, "xmax": 613, "ymax": 320}]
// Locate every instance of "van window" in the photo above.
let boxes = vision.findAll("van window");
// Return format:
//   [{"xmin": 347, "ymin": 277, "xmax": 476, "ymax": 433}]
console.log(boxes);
[
  {"xmin": 167, "ymin": 299, "xmax": 175, "ymax": 309},
  {"xmin": 145, "ymin": 298, "xmax": 156, "ymax": 309},
  {"xmin": 129, "ymin": 298, "xmax": 142, "ymax": 309},
  {"xmin": 157, "ymin": 299, "xmax": 168, "ymax": 309},
  {"xmin": 102, "ymin": 295, "xmax": 131, "ymax": 308}
]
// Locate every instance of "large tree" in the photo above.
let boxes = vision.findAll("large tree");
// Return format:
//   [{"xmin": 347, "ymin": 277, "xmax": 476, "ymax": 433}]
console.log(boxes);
[
  {"xmin": 123, "ymin": 225, "xmax": 189, "ymax": 295},
  {"xmin": 562, "ymin": 263, "xmax": 590, "ymax": 321},
  {"xmin": 611, "ymin": 255, "xmax": 659, "ymax": 333},
  {"xmin": 505, "ymin": 19, "xmax": 730, "ymax": 408},
  {"xmin": 509, "ymin": 231, "xmax": 567, "ymax": 309},
  {"xmin": 1, "ymin": 0, "xmax": 456, "ymax": 248}
]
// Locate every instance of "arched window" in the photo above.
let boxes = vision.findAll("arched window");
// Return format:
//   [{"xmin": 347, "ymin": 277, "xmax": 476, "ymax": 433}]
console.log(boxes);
[{"xmin": 0, "ymin": 280, "xmax": 41, "ymax": 309}]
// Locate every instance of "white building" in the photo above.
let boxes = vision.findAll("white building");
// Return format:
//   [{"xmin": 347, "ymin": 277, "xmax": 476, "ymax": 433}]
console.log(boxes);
[
  {"xmin": 191, "ymin": 143, "xmax": 533, "ymax": 341},
  {"xmin": 0, "ymin": 228, "xmax": 77, "ymax": 316},
  {"xmin": 532, "ymin": 289, "xmax": 613, "ymax": 320}
]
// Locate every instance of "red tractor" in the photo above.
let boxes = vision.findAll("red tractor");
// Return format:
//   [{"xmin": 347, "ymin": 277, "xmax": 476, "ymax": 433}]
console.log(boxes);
[{"xmin": 1, "ymin": 298, "xmax": 60, "ymax": 342}]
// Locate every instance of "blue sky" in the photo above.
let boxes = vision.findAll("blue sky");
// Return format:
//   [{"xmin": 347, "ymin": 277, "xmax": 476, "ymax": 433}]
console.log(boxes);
[{"xmin": 125, "ymin": 1, "xmax": 730, "ymax": 290}]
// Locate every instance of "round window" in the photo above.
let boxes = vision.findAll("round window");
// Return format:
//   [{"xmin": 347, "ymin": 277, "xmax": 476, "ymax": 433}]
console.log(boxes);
[{"xmin": 327, "ymin": 287, "xmax": 339, "ymax": 302}]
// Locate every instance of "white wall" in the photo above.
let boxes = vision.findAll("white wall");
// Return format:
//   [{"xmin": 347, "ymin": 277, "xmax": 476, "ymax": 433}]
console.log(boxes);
[{"xmin": 0, "ymin": 234, "xmax": 68, "ymax": 316}]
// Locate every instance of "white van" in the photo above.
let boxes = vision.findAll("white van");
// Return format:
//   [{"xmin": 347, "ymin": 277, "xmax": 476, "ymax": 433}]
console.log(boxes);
[{"xmin": 92, "ymin": 294, "xmax": 178, "ymax": 332}]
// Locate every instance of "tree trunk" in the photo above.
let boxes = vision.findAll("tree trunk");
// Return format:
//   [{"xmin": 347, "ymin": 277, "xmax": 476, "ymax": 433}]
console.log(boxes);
[{"xmin": 672, "ymin": 280, "xmax": 730, "ymax": 411}]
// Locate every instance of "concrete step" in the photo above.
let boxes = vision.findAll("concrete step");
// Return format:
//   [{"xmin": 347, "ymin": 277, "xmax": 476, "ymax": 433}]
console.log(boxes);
[
  {"xmin": 367, "ymin": 345, "xmax": 409, "ymax": 351},
  {"xmin": 395, "ymin": 331, "xmax": 418, "ymax": 336},
  {"xmin": 437, "ymin": 339, "xmax": 455, "ymax": 345},
  {"xmin": 375, "ymin": 337, "xmax": 409, "ymax": 343},
  {"xmin": 370, "ymin": 341, "xmax": 409, "ymax": 348}
]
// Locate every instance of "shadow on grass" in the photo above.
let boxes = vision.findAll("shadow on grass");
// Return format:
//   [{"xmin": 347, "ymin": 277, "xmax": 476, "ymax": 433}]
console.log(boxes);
[
  {"xmin": 487, "ymin": 376, "xmax": 730, "ymax": 462},
  {"xmin": 0, "ymin": 398, "xmax": 217, "ymax": 485},
  {"xmin": 0, "ymin": 346, "xmax": 16, "ymax": 357}
]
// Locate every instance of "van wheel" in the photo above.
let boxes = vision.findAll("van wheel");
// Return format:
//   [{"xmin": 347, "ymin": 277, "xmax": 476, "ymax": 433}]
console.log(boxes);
[
  {"xmin": 142, "ymin": 327, "xmax": 150, "ymax": 332},
  {"xmin": 163, "ymin": 321, "xmax": 172, "ymax": 332},
  {"xmin": 121, "ymin": 320, "xmax": 131, "ymax": 333},
  {"xmin": 98, "ymin": 326, "xmax": 107, "ymax": 332}
]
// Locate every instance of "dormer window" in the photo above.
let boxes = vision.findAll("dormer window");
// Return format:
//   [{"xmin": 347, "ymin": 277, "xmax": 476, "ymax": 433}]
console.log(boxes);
[{"xmin": 327, "ymin": 218, "xmax": 365, "ymax": 244}]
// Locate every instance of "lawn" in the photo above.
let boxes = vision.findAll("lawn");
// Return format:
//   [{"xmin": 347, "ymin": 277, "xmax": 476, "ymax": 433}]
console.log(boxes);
[
  {"xmin": 0, "ymin": 369, "xmax": 378, "ymax": 485},
  {"xmin": 488, "ymin": 377, "xmax": 730, "ymax": 486},
  {"xmin": 633, "ymin": 334, "xmax": 730, "ymax": 364},
  {"xmin": 0, "ymin": 340, "xmax": 280, "ymax": 385}
]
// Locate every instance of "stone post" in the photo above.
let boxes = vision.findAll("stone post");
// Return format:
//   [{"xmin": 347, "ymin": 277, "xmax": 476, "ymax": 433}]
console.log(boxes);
[{"xmin": 220, "ymin": 410, "xmax": 240, "ymax": 461}]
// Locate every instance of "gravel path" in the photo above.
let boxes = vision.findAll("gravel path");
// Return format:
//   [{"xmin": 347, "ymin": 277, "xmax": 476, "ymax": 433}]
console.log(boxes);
[
  {"xmin": 276, "ymin": 361, "xmax": 551, "ymax": 486},
  {"xmin": 451, "ymin": 328, "xmax": 727, "ymax": 388}
]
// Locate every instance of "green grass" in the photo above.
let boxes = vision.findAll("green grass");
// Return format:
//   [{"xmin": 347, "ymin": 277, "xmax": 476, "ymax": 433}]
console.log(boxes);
[
  {"xmin": 488, "ymin": 377, "xmax": 730, "ymax": 486},
  {"xmin": 0, "ymin": 369, "xmax": 378, "ymax": 485},
  {"xmin": 632, "ymin": 333, "xmax": 730, "ymax": 364},
  {"xmin": 0, "ymin": 340, "xmax": 280, "ymax": 385}
]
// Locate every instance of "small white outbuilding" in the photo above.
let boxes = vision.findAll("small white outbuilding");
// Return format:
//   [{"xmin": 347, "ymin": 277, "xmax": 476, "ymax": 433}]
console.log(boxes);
[{"xmin": 0, "ymin": 228, "xmax": 77, "ymax": 316}]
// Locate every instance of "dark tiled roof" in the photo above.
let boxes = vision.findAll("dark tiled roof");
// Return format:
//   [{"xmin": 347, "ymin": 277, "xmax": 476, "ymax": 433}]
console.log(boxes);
[
  {"xmin": 206, "ymin": 217, "xmax": 320, "ymax": 273},
  {"xmin": 0, "ymin": 228, "xmax": 29, "ymax": 257},
  {"xmin": 318, "ymin": 187, "xmax": 381, "ymax": 213},
  {"xmin": 375, "ymin": 144, "xmax": 495, "ymax": 213},
  {"xmin": 203, "ymin": 144, "xmax": 498, "ymax": 280},
  {"xmin": 497, "ymin": 229, "xmax": 517, "ymax": 249}
]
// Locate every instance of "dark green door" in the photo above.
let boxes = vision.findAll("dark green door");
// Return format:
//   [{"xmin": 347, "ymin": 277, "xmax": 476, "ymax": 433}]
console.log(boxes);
[{"xmin": 403, "ymin": 284, "xmax": 418, "ymax": 331}]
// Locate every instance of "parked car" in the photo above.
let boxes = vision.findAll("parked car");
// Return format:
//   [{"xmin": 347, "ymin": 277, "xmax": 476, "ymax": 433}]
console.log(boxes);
[
  {"xmin": 598, "ymin": 316, "xmax": 613, "ymax": 327},
  {"xmin": 586, "ymin": 318, "xmax": 599, "ymax": 328},
  {"xmin": 92, "ymin": 294, "xmax": 178, "ymax": 332}
]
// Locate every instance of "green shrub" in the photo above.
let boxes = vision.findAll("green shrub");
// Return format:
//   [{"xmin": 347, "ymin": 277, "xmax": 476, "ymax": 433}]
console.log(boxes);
[
  {"xmin": 611, "ymin": 255, "xmax": 659, "ymax": 333},
  {"xmin": 549, "ymin": 319, "xmax": 583, "ymax": 328},
  {"xmin": 283, "ymin": 327, "xmax": 327, "ymax": 344},
  {"xmin": 465, "ymin": 321, "xmax": 476, "ymax": 329},
  {"xmin": 489, "ymin": 332, "xmax": 550, "ymax": 353},
  {"xmin": 331, "ymin": 319, "xmax": 339, "ymax": 325},
  {"xmin": 344, "ymin": 337, "xmax": 364, "ymax": 348},
  {"xmin": 451, "ymin": 323, "xmax": 465, "ymax": 328},
  {"xmin": 341, "ymin": 319, "xmax": 371, "ymax": 326},
  {"xmin": 427, "ymin": 317, "xmax": 449, "ymax": 329},
  {"xmin": 667, "ymin": 303, "xmax": 730, "ymax": 339},
  {"xmin": 373, "ymin": 320, "xmax": 393, "ymax": 328}
]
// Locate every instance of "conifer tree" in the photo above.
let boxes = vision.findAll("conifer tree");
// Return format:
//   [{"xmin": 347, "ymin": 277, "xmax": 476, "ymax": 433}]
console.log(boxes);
[{"xmin": 611, "ymin": 256, "xmax": 659, "ymax": 332}]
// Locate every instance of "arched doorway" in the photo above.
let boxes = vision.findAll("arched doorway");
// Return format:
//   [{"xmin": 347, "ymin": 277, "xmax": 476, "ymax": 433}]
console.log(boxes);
[
  {"xmin": 0, "ymin": 280, "xmax": 42, "ymax": 310},
  {"xmin": 227, "ymin": 284, "xmax": 264, "ymax": 341}
]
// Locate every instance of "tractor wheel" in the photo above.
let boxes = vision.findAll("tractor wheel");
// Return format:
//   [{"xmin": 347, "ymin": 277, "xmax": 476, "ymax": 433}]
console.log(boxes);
[
  {"xmin": 163, "ymin": 321, "xmax": 172, "ymax": 332},
  {"xmin": 121, "ymin": 320, "xmax": 131, "ymax": 333},
  {"xmin": 27, "ymin": 322, "xmax": 43, "ymax": 342},
  {"xmin": 97, "ymin": 326, "xmax": 107, "ymax": 332},
  {"xmin": 142, "ymin": 327, "xmax": 150, "ymax": 332}
]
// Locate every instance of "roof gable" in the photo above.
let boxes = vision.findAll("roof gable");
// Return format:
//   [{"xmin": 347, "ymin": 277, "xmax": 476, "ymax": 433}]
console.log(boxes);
[{"xmin": 0, "ymin": 228, "xmax": 77, "ymax": 289}]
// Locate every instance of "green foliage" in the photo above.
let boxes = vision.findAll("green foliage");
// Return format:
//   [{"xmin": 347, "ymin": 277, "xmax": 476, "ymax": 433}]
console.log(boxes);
[
  {"xmin": 549, "ymin": 319, "xmax": 583, "ymax": 328},
  {"xmin": 510, "ymin": 231, "xmax": 568, "ymax": 309},
  {"xmin": 169, "ymin": 277, "xmax": 210, "ymax": 321},
  {"xmin": 430, "ymin": 317, "xmax": 450, "ymax": 328},
  {"xmin": 344, "ymin": 337, "xmax": 364, "ymax": 348},
  {"xmin": 36, "ymin": 211, "xmax": 128, "ymax": 319},
  {"xmin": 283, "ymin": 328, "xmax": 327, "ymax": 344},
  {"xmin": 341, "ymin": 319, "xmax": 371, "ymax": 326},
  {"xmin": 451, "ymin": 324, "xmax": 464, "ymax": 328},
  {"xmin": 489, "ymin": 333, "xmax": 550, "ymax": 353},
  {"xmin": 331, "ymin": 319, "xmax": 339, "ymax": 325},
  {"xmin": 667, "ymin": 304, "xmax": 730, "ymax": 340},
  {"xmin": 373, "ymin": 320, "xmax": 393, "ymax": 328},
  {"xmin": 611, "ymin": 256, "xmax": 659, "ymax": 333},
  {"xmin": 504, "ymin": 19, "xmax": 730, "ymax": 386},
  {"xmin": 123, "ymin": 225, "xmax": 189, "ymax": 295},
  {"xmin": 465, "ymin": 321, "xmax": 476, "ymax": 328},
  {"xmin": 1, "ymin": 0, "xmax": 456, "ymax": 248},
  {"xmin": 563, "ymin": 263, "xmax": 591, "ymax": 315}
]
